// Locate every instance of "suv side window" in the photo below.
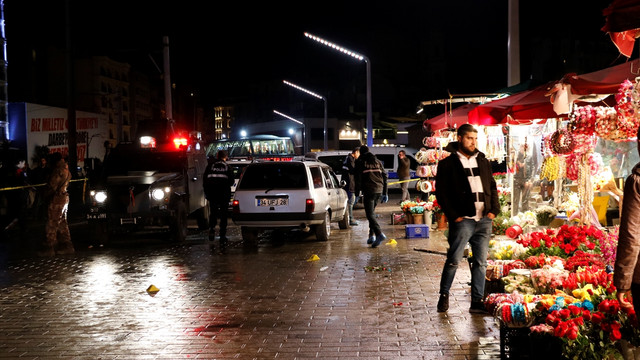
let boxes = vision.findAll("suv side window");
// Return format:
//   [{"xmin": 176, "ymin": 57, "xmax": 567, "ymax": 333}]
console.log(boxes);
[
  {"xmin": 310, "ymin": 167, "xmax": 324, "ymax": 189},
  {"xmin": 321, "ymin": 167, "xmax": 337, "ymax": 188}
]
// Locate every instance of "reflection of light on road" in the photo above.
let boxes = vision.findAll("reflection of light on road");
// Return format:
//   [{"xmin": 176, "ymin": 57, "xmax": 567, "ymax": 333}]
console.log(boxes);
[{"xmin": 84, "ymin": 259, "xmax": 118, "ymax": 301}]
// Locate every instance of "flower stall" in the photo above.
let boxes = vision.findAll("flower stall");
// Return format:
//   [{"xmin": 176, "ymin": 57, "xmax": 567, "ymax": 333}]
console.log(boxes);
[{"xmin": 485, "ymin": 223, "xmax": 640, "ymax": 360}]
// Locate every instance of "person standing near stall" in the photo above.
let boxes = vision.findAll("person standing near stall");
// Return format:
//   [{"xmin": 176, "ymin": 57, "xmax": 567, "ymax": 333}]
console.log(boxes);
[
  {"xmin": 397, "ymin": 150, "xmax": 411, "ymax": 202},
  {"xmin": 614, "ymin": 127, "xmax": 640, "ymax": 314},
  {"xmin": 434, "ymin": 124, "xmax": 499, "ymax": 313}
]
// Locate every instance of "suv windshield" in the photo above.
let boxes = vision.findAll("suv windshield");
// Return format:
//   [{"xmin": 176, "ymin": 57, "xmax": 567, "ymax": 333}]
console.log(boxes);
[
  {"xmin": 238, "ymin": 163, "xmax": 308, "ymax": 190},
  {"xmin": 103, "ymin": 145, "xmax": 186, "ymax": 176}
]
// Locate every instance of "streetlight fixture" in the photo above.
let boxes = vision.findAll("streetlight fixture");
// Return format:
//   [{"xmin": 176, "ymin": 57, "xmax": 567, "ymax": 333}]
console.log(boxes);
[
  {"xmin": 274, "ymin": 110, "xmax": 306, "ymax": 154},
  {"xmin": 283, "ymin": 80, "xmax": 328, "ymax": 151},
  {"xmin": 304, "ymin": 32, "xmax": 372, "ymax": 147}
]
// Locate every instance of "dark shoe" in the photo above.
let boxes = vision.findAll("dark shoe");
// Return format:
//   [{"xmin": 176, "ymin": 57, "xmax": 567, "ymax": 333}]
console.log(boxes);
[
  {"xmin": 469, "ymin": 300, "xmax": 487, "ymax": 314},
  {"xmin": 349, "ymin": 221, "xmax": 359, "ymax": 226},
  {"xmin": 37, "ymin": 249, "xmax": 55, "ymax": 257},
  {"xmin": 437, "ymin": 293, "xmax": 449, "ymax": 313},
  {"xmin": 371, "ymin": 233, "xmax": 385, "ymax": 248},
  {"xmin": 367, "ymin": 235, "xmax": 375, "ymax": 245},
  {"xmin": 56, "ymin": 247, "xmax": 75, "ymax": 255},
  {"xmin": 208, "ymin": 232, "xmax": 215, "ymax": 242},
  {"xmin": 219, "ymin": 236, "xmax": 229, "ymax": 245}
]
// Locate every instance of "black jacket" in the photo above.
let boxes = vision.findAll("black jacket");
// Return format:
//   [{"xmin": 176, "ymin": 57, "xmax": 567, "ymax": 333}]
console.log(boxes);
[
  {"xmin": 203, "ymin": 159, "xmax": 234, "ymax": 201},
  {"xmin": 342, "ymin": 153, "xmax": 357, "ymax": 193},
  {"xmin": 355, "ymin": 151, "xmax": 387, "ymax": 195},
  {"xmin": 434, "ymin": 142, "xmax": 500, "ymax": 221}
]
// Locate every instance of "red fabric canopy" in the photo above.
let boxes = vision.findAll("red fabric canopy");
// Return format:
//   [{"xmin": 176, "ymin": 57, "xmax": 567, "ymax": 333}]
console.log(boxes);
[
  {"xmin": 467, "ymin": 83, "xmax": 562, "ymax": 125},
  {"xmin": 602, "ymin": 0, "xmax": 640, "ymax": 57},
  {"xmin": 423, "ymin": 103, "xmax": 478, "ymax": 131},
  {"xmin": 559, "ymin": 61, "xmax": 640, "ymax": 95}
]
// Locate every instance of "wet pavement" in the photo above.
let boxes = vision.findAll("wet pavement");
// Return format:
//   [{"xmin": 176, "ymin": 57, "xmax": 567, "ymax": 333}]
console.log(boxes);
[{"xmin": 0, "ymin": 193, "xmax": 502, "ymax": 359}]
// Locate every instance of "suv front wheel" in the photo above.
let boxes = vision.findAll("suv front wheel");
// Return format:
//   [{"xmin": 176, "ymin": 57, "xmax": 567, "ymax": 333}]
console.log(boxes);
[{"xmin": 315, "ymin": 212, "xmax": 331, "ymax": 241}]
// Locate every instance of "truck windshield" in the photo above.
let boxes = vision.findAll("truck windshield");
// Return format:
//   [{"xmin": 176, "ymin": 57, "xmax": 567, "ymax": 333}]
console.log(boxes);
[{"xmin": 103, "ymin": 147, "xmax": 186, "ymax": 176}]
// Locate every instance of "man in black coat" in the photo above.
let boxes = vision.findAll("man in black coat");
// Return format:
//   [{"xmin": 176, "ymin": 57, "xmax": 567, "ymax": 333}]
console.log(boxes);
[
  {"xmin": 203, "ymin": 150, "xmax": 235, "ymax": 247},
  {"xmin": 341, "ymin": 147, "xmax": 360, "ymax": 225},
  {"xmin": 354, "ymin": 145, "xmax": 388, "ymax": 248},
  {"xmin": 434, "ymin": 124, "xmax": 500, "ymax": 314}
]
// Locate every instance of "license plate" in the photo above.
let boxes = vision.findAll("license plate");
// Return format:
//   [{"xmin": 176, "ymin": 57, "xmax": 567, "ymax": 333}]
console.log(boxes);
[
  {"xmin": 87, "ymin": 213, "xmax": 107, "ymax": 220},
  {"xmin": 256, "ymin": 198, "xmax": 288, "ymax": 206}
]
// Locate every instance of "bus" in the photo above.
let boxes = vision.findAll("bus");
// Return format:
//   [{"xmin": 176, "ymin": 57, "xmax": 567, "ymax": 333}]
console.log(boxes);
[
  {"xmin": 205, "ymin": 135, "xmax": 296, "ymax": 161},
  {"xmin": 205, "ymin": 135, "xmax": 297, "ymax": 197}
]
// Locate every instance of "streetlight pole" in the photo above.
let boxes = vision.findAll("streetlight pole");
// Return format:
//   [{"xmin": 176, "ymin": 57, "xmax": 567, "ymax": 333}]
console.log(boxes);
[
  {"xmin": 273, "ymin": 110, "xmax": 305, "ymax": 154},
  {"xmin": 282, "ymin": 80, "xmax": 327, "ymax": 151},
  {"xmin": 304, "ymin": 32, "xmax": 373, "ymax": 147}
]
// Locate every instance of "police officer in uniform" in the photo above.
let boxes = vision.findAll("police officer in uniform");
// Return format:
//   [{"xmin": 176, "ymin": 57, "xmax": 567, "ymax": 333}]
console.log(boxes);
[{"xmin": 203, "ymin": 150, "xmax": 235, "ymax": 247}]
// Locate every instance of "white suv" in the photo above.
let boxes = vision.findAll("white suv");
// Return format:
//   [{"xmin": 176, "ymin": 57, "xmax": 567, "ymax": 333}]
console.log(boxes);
[{"xmin": 231, "ymin": 159, "xmax": 349, "ymax": 244}]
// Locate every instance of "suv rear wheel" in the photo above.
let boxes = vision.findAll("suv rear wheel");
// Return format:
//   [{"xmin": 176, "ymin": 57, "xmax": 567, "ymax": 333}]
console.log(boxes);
[
  {"xmin": 241, "ymin": 227, "xmax": 259, "ymax": 247},
  {"xmin": 315, "ymin": 212, "xmax": 331, "ymax": 241},
  {"xmin": 338, "ymin": 211, "xmax": 349, "ymax": 229}
]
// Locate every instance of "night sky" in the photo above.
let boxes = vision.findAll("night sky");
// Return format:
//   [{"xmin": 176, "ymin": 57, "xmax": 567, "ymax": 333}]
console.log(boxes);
[{"xmin": 3, "ymin": 0, "xmax": 627, "ymax": 123}]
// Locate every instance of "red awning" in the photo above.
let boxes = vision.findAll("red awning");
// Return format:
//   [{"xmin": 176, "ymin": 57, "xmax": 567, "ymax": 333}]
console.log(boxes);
[
  {"xmin": 558, "ymin": 61, "xmax": 640, "ymax": 95},
  {"xmin": 423, "ymin": 103, "xmax": 478, "ymax": 131},
  {"xmin": 549, "ymin": 61, "xmax": 639, "ymax": 114},
  {"xmin": 467, "ymin": 83, "xmax": 562, "ymax": 125},
  {"xmin": 602, "ymin": 0, "xmax": 640, "ymax": 57}
]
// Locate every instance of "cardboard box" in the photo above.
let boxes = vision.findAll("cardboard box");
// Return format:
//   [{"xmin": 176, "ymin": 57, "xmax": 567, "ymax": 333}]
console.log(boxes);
[{"xmin": 405, "ymin": 224, "xmax": 429, "ymax": 238}]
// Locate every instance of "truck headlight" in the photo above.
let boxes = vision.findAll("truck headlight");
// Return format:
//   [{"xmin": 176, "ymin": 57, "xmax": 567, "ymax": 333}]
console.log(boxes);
[
  {"xmin": 151, "ymin": 187, "xmax": 171, "ymax": 201},
  {"xmin": 90, "ymin": 190, "xmax": 107, "ymax": 204}
]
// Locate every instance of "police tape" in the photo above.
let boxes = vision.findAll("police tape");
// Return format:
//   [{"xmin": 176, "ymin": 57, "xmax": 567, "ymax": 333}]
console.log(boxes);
[
  {"xmin": 0, "ymin": 178, "xmax": 88, "ymax": 192},
  {"xmin": 387, "ymin": 178, "xmax": 420, "ymax": 186}
]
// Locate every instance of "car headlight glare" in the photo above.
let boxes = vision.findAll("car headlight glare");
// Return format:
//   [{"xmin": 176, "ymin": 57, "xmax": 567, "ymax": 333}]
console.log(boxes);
[
  {"xmin": 92, "ymin": 190, "xmax": 107, "ymax": 203},
  {"xmin": 151, "ymin": 188, "xmax": 166, "ymax": 201}
]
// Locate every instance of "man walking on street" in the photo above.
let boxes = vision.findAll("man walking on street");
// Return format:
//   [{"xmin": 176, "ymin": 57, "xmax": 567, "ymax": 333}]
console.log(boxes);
[
  {"xmin": 434, "ymin": 124, "xmax": 499, "ymax": 313},
  {"xmin": 203, "ymin": 150, "xmax": 235, "ymax": 248},
  {"xmin": 342, "ymin": 147, "xmax": 360, "ymax": 226},
  {"xmin": 355, "ymin": 145, "xmax": 388, "ymax": 248},
  {"xmin": 397, "ymin": 150, "xmax": 411, "ymax": 202}
]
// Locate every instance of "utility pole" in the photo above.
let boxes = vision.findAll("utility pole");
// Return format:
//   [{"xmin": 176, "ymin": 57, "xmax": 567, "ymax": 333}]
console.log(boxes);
[
  {"xmin": 0, "ymin": 0, "xmax": 8, "ymax": 143},
  {"xmin": 66, "ymin": 0, "xmax": 77, "ymax": 174},
  {"xmin": 507, "ymin": 0, "xmax": 521, "ymax": 87},
  {"xmin": 163, "ymin": 36, "xmax": 174, "ymax": 133}
]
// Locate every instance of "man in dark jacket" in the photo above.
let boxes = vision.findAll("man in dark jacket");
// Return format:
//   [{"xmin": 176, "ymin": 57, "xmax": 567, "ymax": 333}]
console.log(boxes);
[
  {"xmin": 397, "ymin": 150, "xmax": 411, "ymax": 201},
  {"xmin": 354, "ymin": 145, "xmax": 388, "ymax": 248},
  {"xmin": 434, "ymin": 124, "xmax": 500, "ymax": 314},
  {"xmin": 203, "ymin": 150, "xmax": 235, "ymax": 247},
  {"xmin": 614, "ymin": 126, "xmax": 640, "ymax": 314},
  {"xmin": 342, "ymin": 147, "xmax": 360, "ymax": 226}
]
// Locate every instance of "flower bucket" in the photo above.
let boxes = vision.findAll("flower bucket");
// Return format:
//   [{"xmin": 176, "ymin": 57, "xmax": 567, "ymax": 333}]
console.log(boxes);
[
  {"xmin": 424, "ymin": 211, "xmax": 433, "ymax": 227},
  {"xmin": 412, "ymin": 213, "xmax": 424, "ymax": 224},
  {"xmin": 405, "ymin": 211, "xmax": 413, "ymax": 224},
  {"xmin": 436, "ymin": 213, "xmax": 448, "ymax": 230}
]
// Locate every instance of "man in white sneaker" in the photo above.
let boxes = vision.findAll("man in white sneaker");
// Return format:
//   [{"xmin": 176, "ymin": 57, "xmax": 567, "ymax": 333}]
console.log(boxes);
[{"xmin": 434, "ymin": 124, "xmax": 500, "ymax": 314}]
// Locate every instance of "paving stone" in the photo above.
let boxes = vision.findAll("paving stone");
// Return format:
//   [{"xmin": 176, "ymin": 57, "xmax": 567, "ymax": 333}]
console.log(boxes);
[{"xmin": 0, "ymin": 192, "xmax": 502, "ymax": 359}]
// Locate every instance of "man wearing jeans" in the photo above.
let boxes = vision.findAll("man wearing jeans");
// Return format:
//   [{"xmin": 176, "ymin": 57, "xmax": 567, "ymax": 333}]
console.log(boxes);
[
  {"xmin": 434, "ymin": 124, "xmax": 500, "ymax": 313},
  {"xmin": 354, "ymin": 145, "xmax": 388, "ymax": 248},
  {"xmin": 342, "ymin": 147, "xmax": 360, "ymax": 226}
]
